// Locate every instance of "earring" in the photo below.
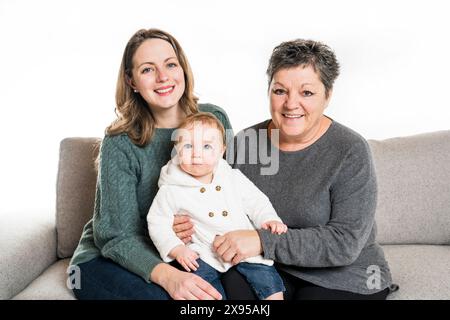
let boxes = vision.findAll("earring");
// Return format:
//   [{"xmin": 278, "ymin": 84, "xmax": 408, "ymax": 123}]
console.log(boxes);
[{"xmin": 133, "ymin": 89, "xmax": 138, "ymax": 93}]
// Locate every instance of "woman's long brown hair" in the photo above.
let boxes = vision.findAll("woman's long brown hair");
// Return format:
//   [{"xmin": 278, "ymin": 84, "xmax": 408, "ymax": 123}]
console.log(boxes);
[{"xmin": 106, "ymin": 28, "xmax": 199, "ymax": 147}]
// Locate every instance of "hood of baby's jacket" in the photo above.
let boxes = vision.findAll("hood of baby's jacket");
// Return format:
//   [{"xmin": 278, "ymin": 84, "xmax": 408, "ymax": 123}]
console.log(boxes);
[{"xmin": 158, "ymin": 156, "xmax": 225, "ymax": 188}]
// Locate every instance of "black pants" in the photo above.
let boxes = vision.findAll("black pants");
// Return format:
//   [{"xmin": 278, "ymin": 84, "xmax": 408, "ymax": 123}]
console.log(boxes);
[{"xmin": 222, "ymin": 267, "xmax": 390, "ymax": 300}]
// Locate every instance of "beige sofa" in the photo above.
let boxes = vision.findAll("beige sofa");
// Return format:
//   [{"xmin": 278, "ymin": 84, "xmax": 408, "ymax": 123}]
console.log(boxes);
[{"xmin": 1, "ymin": 130, "xmax": 450, "ymax": 300}]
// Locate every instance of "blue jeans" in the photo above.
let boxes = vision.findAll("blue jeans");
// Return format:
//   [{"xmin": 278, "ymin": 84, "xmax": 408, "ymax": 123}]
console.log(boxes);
[
  {"xmin": 72, "ymin": 256, "xmax": 225, "ymax": 300},
  {"xmin": 194, "ymin": 259, "xmax": 285, "ymax": 300},
  {"xmin": 72, "ymin": 256, "xmax": 171, "ymax": 300},
  {"xmin": 72, "ymin": 256, "xmax": 284, "ymax": 300}
]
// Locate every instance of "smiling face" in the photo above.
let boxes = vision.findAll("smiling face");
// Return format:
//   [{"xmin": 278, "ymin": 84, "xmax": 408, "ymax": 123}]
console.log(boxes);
[
  {"xmin": 176, "ymin": 123, "xmax": 225, "ymax": 183},
  {"xmin": 129, "ymin": 38, "xmax": 185, "ymax": 113},
  {"xmin": 269, "ymin": 64, "xmax": 332, "ymax": 145}
]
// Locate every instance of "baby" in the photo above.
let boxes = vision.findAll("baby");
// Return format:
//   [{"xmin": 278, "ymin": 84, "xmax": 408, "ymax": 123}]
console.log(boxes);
[{"xmin": 147, "ymin": 112, "xmax": 287, "ymax": 300}]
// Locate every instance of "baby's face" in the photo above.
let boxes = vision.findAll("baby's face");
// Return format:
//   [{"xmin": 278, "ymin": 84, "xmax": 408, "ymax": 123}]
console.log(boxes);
[{"xmin": 176, "ymin": 123, "xmax": 225, "ymax": 180}]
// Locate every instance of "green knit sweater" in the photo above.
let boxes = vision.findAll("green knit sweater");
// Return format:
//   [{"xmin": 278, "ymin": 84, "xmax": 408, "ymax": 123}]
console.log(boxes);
[{"xmin": 70, "ymin": 104, "xmax": 233, "ymax": 282}]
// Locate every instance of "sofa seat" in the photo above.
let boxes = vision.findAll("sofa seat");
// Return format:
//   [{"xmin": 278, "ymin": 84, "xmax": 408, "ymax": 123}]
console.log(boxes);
[
  {"xmin": 383, "ymin": 245, "xmax": 450, "ymax": 300},
  {"xmin": 12, "ymin": 259, "xmax": 75, "ymax": 300},
  {"xmin": 12, "ymin": 245, "xmax": 450, "ymax": 300}
]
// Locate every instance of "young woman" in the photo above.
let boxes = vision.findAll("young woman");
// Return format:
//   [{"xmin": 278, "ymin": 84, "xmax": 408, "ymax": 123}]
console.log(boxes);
[{"xmin": 70, "ymin": 28, "xmax": 232, "ymax": 300}]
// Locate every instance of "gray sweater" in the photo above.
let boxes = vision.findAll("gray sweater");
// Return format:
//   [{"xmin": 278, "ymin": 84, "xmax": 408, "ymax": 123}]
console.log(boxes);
[{"xmin": 233, "ymin": 118, "xmax": 392, "ymax": 294}]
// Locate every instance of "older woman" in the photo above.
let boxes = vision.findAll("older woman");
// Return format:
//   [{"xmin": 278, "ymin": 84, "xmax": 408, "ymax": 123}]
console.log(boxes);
[{"xmin": 175, "ymin": 39, "xmax": 394, "ymax": 299}]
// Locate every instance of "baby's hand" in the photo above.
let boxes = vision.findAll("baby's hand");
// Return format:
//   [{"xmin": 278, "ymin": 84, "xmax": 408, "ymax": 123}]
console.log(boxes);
[
  {"xmin": 261, "ymin": 220, "xmax": 288, "ymax": 235},
  {"xmin": 169, "ymin": 245, "xmax": 200, "ymax": 272}
]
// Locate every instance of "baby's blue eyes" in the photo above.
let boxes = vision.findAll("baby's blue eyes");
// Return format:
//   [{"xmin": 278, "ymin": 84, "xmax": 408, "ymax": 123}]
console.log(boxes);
[{"xmin": 182, "ymin": 144, "xmax": 213, "ymax": 150}]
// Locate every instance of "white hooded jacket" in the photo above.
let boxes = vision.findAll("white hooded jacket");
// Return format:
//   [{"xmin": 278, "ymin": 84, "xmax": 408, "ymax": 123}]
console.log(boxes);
[{"xmin": 147, "ymin": 157, "xmax": 282, "ymax": 272}]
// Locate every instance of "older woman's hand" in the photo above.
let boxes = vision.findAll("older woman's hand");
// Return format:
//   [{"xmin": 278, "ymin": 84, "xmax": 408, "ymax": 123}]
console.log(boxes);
[
  {"xmin": 213, "ymin": 230, "xmax": 263, "ymax": 265},
  {"xmin": 173, "ymin": 213, "xmax": 195, "ymax": 244}
]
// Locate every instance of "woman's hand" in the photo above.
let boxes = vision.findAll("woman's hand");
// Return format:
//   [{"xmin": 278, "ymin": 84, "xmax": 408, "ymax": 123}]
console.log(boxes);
[
  {"xmin": 151, "ymin": 263, "xmax": 222, "ymax": 300},
  {"xmin": 213, "ymin": 230, "xmax": 263, "ymax": 265},
  {"xmin": 261, "ymin": 220, "xmax": 288, "ymax": 235},
  {"xmin": 173, "ymin": 213, "xmax": 195, "ymax": 244}
]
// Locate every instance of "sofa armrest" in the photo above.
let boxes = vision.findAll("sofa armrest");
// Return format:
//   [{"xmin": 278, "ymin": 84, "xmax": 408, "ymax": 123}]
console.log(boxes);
[{"xmin": 0, "ymin": 210, "xmax": 57, "ymax": 299}]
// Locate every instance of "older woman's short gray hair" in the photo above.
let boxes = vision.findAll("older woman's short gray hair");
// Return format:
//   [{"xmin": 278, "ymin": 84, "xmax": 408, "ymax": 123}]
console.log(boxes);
[{"xmin": 266, "ymin": 39, "xmax": 340, "ymax": 98}]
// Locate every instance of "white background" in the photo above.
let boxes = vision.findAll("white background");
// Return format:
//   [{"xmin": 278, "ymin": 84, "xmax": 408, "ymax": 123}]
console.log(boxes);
[{"xmin": 1, "ymin": 0, "xmax": 449, "ymax": 214}]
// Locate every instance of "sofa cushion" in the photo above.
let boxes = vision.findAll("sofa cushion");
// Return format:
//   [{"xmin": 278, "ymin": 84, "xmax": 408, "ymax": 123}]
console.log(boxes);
[
  {"xmin": 56, "ymin": 138, "xmax": 101, "ymax": 258},
  {"xmin": 12, "ymin": 259, "xmax": 76, "ymax": 300},
  {"xmin": 368, "ymin": 130, "xmax": 450, "ymax": 245},
  {"xmin": 382, "ymin": 245, "xmax": 450, "ymax": 300}
]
